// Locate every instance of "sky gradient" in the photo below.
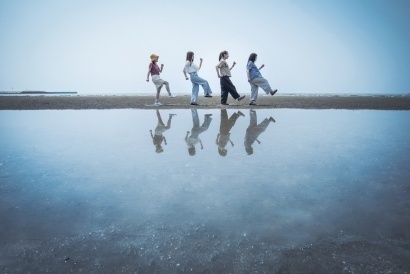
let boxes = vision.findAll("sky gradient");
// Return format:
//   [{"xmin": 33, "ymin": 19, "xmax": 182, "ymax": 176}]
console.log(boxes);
[{"xmin": 0, "ymin": 0, "xmax": 409, "ymax": 94}]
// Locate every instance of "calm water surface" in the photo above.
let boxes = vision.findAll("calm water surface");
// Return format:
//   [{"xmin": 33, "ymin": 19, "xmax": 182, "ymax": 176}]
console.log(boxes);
[{"xmin": 0, "ymin": 109, "xmax": 409, "ymax": 272}]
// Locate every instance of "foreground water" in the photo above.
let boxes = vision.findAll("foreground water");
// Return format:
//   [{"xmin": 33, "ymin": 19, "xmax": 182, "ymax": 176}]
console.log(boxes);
[{"xmin": 0, "ymin": 109, "xmax": 409, "ymax": 272}]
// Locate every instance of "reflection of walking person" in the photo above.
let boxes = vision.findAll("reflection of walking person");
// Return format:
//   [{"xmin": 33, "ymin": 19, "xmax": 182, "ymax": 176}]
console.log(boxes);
[
  {"xmin": 146, "ymin": 54, "xmax": 176, "ymax": 106},
  {"xmin": 246, "ymin": 53, "xmax": 278, "ymax": 106},
  {"xmin": 216, "ymin": 109, "xmax": 244, "ymax": 156},
  {"xmin": 183, "ymin": 51, "xmax": 213, "ymax": 106},
  {"xmin": 244, "ymin": 110, "xmax": 275, "ymax": 155},
  {"xmin": 185, "ymin": 109, "xmax": 212, "ymax": 156},
  {"xmin": 150, "ymin": 110, "xmax": 176, "ymax": 153},
  {"xmin": 216, "ymin": 50, "xmax": 245, "ymax": 105}
]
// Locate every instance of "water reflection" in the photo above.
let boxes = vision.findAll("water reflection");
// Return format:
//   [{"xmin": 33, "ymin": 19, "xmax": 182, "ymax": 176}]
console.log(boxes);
[
  {"xmin": 185, "ymin": 109, "xmax": 213, "ymax": 156},
  {"xmin": 149, "ymin": 110, "xmax": 176, "ymax": 153},
  {"xmin": 216, "ymin": 109, "xmax": 245, "ymax": 156},
  {"xmin": 245, "ymin": 109, "xmax": 276, "ymax": 155}
]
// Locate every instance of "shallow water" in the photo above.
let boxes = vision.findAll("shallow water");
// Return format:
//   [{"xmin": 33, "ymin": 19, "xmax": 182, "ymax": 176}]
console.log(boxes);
[{"xmin": 1, "ymin": 109, "xmax": 409, "ymax": 272}]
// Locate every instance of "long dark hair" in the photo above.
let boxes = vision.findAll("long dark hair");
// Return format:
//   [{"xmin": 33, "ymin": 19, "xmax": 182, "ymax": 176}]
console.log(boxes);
[
  {"xmin": 219, "ymin": 50, "xmax": 228, "ymax": 61},
  {"xmin": 248, "ymin": 53, "xmax": 257, "ymax": 63},
  {"xmin": 186, "ymin": 51, "xmax": 194, "ymax": 66}
]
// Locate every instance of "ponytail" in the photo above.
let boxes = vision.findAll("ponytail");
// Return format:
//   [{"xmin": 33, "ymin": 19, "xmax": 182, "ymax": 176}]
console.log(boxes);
[{"xmin": 219, "ymin": 50, "xmax": 228, "ymax": 61}]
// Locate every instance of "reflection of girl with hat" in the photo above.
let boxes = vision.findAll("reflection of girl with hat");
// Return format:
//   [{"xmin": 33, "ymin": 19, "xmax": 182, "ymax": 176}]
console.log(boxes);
[
  {"xmin": 183, "ymin": 51, "xmax": 213, "ymax": 106},
  {"xmin": 146, "ymin": 54, "xmax": 175, "ymax": 106}
]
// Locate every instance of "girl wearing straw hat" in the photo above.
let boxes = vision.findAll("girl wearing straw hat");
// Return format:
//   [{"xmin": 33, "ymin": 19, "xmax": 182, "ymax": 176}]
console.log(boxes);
[{"xmin": 146, "ymin": 54, "xmax": 176, "ymax": 106}]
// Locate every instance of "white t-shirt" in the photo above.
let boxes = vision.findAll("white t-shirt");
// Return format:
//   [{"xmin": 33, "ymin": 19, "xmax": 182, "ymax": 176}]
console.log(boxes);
[{"xmin": 184, "ymin": 61, "xmax": 200, "ymax": 74}]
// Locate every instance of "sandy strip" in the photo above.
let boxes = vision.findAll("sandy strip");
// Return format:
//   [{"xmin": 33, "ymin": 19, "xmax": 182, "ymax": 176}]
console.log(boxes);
[{"xmin": 0, "ymin": 95, "xmax": 409, "ymax": 110}]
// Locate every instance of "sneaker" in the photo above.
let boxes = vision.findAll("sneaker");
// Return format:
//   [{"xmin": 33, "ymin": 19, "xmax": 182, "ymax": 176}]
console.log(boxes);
[
  {"xmin": 154, "ymin": 101, "xmax": 163, "ymax": 106},
  {"xmin": 204, "ymin": 94, "xmax": 212, "ymax": 98},
  {"xmin": 237, "ymin": 110, "xmax": 245, "ymax": 117},
  {"xmin": 249, "ymin": 101, "xmax": 257, "ymax": 105},
  {"xmin": 269, "ymin": 117, "xmax": 276, "ymax": 123},
  {"xmin": 237, "ymin": 95, "xmax": 246, "ymax": 101},
  {"xmin": 168, "ymin": 94, "xmax": 176, "ymax": 98},
  {"xmin": 221, "ymin": 103, "xmax": 229, "ymax": 105},
  {"xmin": 190, "ymin": 102, "xmax": 198, "ymax": 105},
  {"xmin": 270, "ymin": 89, "xmax": 278, "ymax": 96}
]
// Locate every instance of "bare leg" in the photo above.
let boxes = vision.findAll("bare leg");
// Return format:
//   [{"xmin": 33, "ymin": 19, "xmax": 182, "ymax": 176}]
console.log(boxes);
[
  {"xmin": 156, "ymin": 110, "xmax": 165, "ymax": 126},
  {"xmin": 163, "ymin": 81, "xmax": 171, "ymax": 94},
  {"xmin": 156, "ymin": 86, "xmax": 162, "ymax": 101}
]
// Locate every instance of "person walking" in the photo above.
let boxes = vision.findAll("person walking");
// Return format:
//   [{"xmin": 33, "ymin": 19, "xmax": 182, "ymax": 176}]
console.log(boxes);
[
  {"xmin": 244, "ymin": 109, "xmax": 275, "ymax": 155},
  {"xmin": 183, "ymin": 51, "xmax": 213, "ymax": 106},
  {"xmin": 146, "ymin": 54, "xmax": 176, "ymax": 106},
  {"xmin": 216, "ymin": 109, "xmax": 244, "ymax": 156},
  {"xmin": 149, "ymin": 110, "xmax": 176, "ymax": 153},
  {"xmin": 185, "ymin": 109, "xmax": 212, "ymax": 156},
  {"xmin": 216, "ymin": 50, "xmax": 245, "ymax": 105},
  {"xmin": 246, "ymin": 53, "xmax": 278, "ymax": 105}
]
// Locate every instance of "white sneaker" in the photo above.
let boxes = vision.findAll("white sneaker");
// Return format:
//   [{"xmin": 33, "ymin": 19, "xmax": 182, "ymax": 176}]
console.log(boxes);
[
  {"xmin": 168, "ymin": 94, "xmax": 176, "ymax": 98},
  {"xmin": 154, "ymin": 101, "xmax": 163, "ymax": 106}
]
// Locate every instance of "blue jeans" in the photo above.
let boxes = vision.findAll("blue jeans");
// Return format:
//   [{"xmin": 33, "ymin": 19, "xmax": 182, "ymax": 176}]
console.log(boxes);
[{"xmin": 189, "ymin": 72, "xmax": 213, "ymax": 103}]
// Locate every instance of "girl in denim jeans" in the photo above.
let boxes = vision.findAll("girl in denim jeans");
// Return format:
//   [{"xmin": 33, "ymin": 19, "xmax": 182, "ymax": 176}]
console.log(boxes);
[{"xmin": 183, "ymin": 51, "xmax": 213, "ymax": 106}]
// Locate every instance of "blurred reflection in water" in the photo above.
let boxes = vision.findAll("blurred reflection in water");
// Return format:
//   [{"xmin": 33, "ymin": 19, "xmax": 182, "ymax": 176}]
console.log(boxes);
[
  {"xmin": 185, "ymin": 109, "xmax": 212, "ymax": 156},
  {"xmin": 149, "ymin": 110, "xmax": 177, "ymax": 153},
  {"xmin": 0, "ymin": 109, "xmax": 409, "ymax": 249},
  {"xmin": 244, "ymin": 109, "xmax": 276, "ymax": 155},
  {"xmin": 216, "ymin": 109, "xmax": 245, "ymax": 156}
]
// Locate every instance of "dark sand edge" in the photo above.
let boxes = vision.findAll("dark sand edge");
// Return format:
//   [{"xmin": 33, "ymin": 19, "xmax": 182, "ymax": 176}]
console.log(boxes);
[{"xmin": 1, "ymin": 95, "xmax": 410, "ymax": 110}]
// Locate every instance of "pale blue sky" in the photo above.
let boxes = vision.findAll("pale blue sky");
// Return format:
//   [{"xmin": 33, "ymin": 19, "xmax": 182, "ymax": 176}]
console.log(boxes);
[{"xmin": 0, "ymin": 0, "xmax": 409, "ymax": 94}]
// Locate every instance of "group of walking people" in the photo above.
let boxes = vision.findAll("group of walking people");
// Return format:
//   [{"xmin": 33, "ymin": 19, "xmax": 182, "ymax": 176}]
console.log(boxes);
[{"xmin": 146, "ymin": 51, "xmax": 278, "ymax": 106}]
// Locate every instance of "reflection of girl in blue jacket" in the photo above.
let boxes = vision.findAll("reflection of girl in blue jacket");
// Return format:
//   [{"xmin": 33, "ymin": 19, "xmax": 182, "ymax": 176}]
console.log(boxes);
[{"xmin": 244, "ymin": 110, "xmax": 275, "ymax": 155}]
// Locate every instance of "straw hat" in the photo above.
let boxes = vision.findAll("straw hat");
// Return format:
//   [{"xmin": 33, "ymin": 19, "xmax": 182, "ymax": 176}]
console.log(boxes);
[{"xmin": 150, "ymin": 54, "xmax": 159, "ymax": 61}]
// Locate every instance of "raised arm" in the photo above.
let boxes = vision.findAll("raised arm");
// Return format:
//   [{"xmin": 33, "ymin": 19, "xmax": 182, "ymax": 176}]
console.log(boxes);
[
  {"xmin": 259, "ymin": 64, "xmax": 265, "ymax": 70},
  {"xmin": 160, "ymin": 63, "xmax": 164, "ymax": 73},
  {"xmin": 199, "ymin": 58, "xmax": 203, "ymax": 69},
  {"xmin": 230, "ymin": 61, "xmax": 236, "ymax": 70}
]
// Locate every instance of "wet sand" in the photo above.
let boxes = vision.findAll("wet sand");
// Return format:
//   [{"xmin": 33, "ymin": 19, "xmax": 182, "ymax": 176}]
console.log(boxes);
[
  {"xmin": 1, "ymin": 94, "xmax": 410, "ymax": 110},
  {"xmin": 2, "ymin": 222, "xmax": 409, "ymax": 273}
]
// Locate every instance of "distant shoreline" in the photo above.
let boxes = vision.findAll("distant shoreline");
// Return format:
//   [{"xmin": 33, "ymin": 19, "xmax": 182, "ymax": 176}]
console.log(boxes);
[
  {"xmin": 0, "ymin": 91, "xmax": 77, "ymax": 95},
  {"xmin": 1, "ymin": 94, "xmax": 410, "ymax": 110}
]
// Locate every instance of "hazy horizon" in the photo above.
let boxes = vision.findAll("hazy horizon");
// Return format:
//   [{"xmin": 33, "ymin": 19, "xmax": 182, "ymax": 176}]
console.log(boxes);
[{"xmin": 1, "ymin": 0, "xmax": 409, "ymax": 95}]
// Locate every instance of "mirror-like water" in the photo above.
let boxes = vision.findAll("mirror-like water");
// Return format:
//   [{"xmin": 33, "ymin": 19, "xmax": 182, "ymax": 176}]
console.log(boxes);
[{"xmin": 1, "ymin": 109, "xmax": 409, "ymax": 272}]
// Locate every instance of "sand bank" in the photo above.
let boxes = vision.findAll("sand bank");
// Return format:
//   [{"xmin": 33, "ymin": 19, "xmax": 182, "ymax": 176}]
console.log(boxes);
[{"xmin": 1, "ymin": 94, "xmax": 409, "ymax": 110}]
